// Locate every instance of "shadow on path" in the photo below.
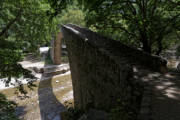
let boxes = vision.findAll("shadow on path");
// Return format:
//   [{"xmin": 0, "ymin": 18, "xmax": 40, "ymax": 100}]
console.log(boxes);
[
  {"xmin": 134, "ymin": 67, "xmax": 180, "ymax": 120},
  {"xmin": 38, "ymin": 64, "xmax": 67, "ymax": 120}
]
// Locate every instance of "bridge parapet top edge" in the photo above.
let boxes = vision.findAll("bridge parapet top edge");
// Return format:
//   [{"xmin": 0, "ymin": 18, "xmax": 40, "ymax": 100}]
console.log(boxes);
[
  {"xmin": 61, "ymin": 24, "xmax": 132, "ymax": 69},
  {"xmin": 62, "ymin": 24, "xmax": 167, "ymax": 73}
]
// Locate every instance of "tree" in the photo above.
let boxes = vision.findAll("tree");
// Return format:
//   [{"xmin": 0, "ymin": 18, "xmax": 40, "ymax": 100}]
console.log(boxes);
[
  {"xmin": 0, "ymin": 1, "xmax": 62, "ymax": 119},
  {"xmin": 49, "ymin": 0, "xmax": 180, "ymax": 55},
  {"xmin": 0, "ymin": 0, "xmax": 60, "ymax": 89},
  {"xmin": 58, "ymin": 2, "xmax": 85, "ymax": 27}
]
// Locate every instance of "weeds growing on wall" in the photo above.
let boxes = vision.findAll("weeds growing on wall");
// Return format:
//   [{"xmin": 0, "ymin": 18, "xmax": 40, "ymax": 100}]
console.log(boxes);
[{"xmin": 109, "ymin": 99, "xmax": 137, "ymax": 120}]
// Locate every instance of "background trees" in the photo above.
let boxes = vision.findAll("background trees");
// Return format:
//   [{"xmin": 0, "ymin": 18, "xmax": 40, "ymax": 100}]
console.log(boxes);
[
  {"xmin": 0, "ymin": 0, "xmax": 60, "ymax": 85},
  {"xmin": 49, "ymin": 0, "xmax": 180, "ymax": 55},
  {"xmin": 0, "ymin": 1, "xmax": 61, "ymax": 118},
  {"xmin": 81, "ymin": 0, "xmax": 180, "ymax": 54},
  {"xmin": 0, "ymin": 0, "xmax": 86, "ymax": 88},
  {"xmin": 58, "ymin": 2, "xmax": 85, "ymax": 27}
]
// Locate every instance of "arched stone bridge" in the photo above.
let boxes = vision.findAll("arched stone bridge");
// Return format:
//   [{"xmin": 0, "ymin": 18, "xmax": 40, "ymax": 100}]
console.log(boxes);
[{"xmin": 61, "ymin": 24, "xmax": 167, "ymax": 119}]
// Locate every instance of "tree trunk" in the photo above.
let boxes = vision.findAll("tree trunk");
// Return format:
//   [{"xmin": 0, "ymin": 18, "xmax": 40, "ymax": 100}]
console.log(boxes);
[
  {"xmin": 155, "ymin": 37, "xmax": 163, "ymax": 56},
  {"xmin": 139, "ymin": 23, "xmax": 151, "ymax": 54},
  {"xmin": 141, "ymin": 34, "xmax": 151, "ymax": 54},
  {"xmin": 142, "ymin": 41, "xmax": 151, "ymax": 54}
]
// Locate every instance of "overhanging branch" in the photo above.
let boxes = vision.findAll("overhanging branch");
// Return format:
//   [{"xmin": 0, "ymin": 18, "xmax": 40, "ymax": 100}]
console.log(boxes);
[{"xmin": 0, "ymin": 9, "xmax": 22, "ymax": 37}]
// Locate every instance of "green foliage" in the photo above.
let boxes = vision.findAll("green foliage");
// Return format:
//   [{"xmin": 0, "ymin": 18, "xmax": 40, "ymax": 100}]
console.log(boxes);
[
  {"xmin": 79, "ymin": 0, "xmax": 180, "ymax": 54},
  {"xmin": 0, "ymin": 0, "xmax": 60, "ymax": 87},
  {"xmin": 0, "ymin": 1, "xmax": 60, "ymax": 119},
  {"xmin": 109, "ymin": 99, "xmax": 136, "ymax": 120},
  {"xmin": 46, "ymin": 0, "xmax": 72, "ymax": 17},
  {"xmin": 48, "ymin": 0, "xmax": 180, "ymax": 55},
  {"xmin": 65, "ymin": 107, "xmax": 83, "ymax": 120},
  {"xmin": 61, "ymin": 56, "xmax": 69, "ymax": 63},
  {"xmin": 58, "ymin": 2, "xmax": 86, "ymax": 27},
  {"xmin": 0, "ymin": 93, "xmax": 19, "ymax": 120},
  {"xmin": 46, "ymin": 0, "xmax": 86, "ymax": 26},
  {"xmin": 0, "ymin": 0, "xmax": 60, "ymax": 52},
  {"xmin": 45, "ymin": 50, "xmax": 54, "ymax": 65},
  {"xmin": 64, "ymin": 101, "xmax": 84, "ymax": 120}
]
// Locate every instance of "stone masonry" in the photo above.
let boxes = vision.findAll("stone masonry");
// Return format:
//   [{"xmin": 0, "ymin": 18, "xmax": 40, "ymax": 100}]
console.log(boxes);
[
  {"xmin": 61, "ymin": 24, "xmax": 167, "ymax": 112},
  {"xmin": 50, "ymin": 32, "xmax": 62, "ymax": 65}
]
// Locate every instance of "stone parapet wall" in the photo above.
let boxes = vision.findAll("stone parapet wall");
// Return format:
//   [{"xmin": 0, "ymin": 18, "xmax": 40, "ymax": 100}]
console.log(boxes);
[
  {"xmin": 65, "ymin": 24, "xmax": 167, "ymax": 73},
  {"xmin": 50, "ymin": 32, "xmax": 62, "ymax": 65},
  {"xmin": 137, "ymin": 83, "xmax": 152, "ymax": 120},
  {"xmin": 61, "ymin": 24, "xmax": 167, "ymax": 112},
  {"xmin": 62, "ymin": 25, "xmax": 140, "ymax": 111}
]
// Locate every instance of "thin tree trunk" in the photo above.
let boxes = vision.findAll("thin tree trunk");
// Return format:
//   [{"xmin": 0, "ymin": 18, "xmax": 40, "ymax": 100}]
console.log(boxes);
[
  {"xmin": 142, "ymin": 40, "xmax": 151, "ymax": 54},
  {"xmin": 140, "ymin": 30, "xmax": 151, "ymax": 54},
  {"xmin": 0, "ymin": 9, "xmax": 22, "ymax": 37},
  {"xmin": 155, "ymin": 37, "xmax": 163, "ymax": 55}
]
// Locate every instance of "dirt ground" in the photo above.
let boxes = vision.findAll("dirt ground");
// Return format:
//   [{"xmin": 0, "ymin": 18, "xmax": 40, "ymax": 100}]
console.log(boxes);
[{"xmin": 0, "ymin": 72, "xmax": 73, "ymax": 120}]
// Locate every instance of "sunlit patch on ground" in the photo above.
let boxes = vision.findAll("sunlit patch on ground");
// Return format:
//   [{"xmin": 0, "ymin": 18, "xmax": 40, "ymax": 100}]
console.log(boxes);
[{"xmin": 0, "ymin": 73, "xmax": 73, "ymax": 120}]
